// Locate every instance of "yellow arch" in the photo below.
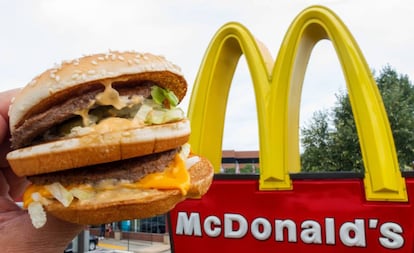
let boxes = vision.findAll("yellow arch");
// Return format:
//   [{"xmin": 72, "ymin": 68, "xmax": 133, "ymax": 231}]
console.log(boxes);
[
  {"xmin": 188, "ymin": 5, "xmax": 407, "ymax": 201},
  {"xmin": 187, "ymin": 22, "xmax": 274, "ymax": 179}
]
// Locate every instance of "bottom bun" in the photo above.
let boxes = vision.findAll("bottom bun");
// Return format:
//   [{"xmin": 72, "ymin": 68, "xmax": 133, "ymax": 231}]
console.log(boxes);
[
  {"xmin": 46, "ymin": 188, "xmax": 184, "ymax": 225},
  {"xmin": 44, "ymin": 156, "xmax": 214, "ymax": 225}
]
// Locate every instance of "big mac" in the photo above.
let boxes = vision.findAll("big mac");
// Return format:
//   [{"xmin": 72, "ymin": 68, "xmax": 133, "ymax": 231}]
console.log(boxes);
[{"xmin": 6, "ymin": 51, "xmax": 213, "ymax": 228}]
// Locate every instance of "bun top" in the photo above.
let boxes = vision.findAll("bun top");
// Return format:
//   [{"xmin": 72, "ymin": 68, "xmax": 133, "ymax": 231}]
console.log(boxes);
[{"xmin": 8, "ymin": 51, "xmax": 187, "ymax": 132}]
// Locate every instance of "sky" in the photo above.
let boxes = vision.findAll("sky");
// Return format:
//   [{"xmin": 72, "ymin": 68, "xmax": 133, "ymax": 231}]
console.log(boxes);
[{"xmin": 1, "ymin": 0, "xmax": 414, "ymax": 151}]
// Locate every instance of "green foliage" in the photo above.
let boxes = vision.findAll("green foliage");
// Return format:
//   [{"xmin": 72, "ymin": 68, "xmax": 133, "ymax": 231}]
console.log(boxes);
[
  {"xmin": 301, "ymin": 110, "xmax": 336, "ymax": 172},
  {"xmin": 301, "ymin": 66, "xmax": 414, "ymax": 172},
  {"xmin": 222, "ymin": 164, "xmax": 258, "ymax": 174}
]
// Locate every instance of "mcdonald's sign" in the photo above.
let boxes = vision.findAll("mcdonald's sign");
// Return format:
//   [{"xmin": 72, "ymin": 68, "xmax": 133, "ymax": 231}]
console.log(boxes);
[{"xmin": 169, "ymin": 5, "xmax": 414, "ymax": 252}]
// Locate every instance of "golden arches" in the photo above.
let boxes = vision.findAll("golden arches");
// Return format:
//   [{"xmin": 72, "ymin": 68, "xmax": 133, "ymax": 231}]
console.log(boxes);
[{"xmin": 188, "ymin": 5, "xmax": 407, "ymax": 201}]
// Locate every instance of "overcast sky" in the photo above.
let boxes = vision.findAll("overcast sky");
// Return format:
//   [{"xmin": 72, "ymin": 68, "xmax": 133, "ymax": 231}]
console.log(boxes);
[{"xmin": 1, "ymin": 0, "xmax": 413, "ymax": 151}]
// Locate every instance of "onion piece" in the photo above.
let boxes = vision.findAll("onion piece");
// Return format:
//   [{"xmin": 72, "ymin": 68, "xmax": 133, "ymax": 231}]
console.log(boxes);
[
  {"xmin": 186, "ymin": 156, "xmax": 201, "ymax": 169},
  {"xmin": 45, "ymin": 182, "xmax": 73, "ymax": 207},
  {"xmin": 70, "ymin": 188, "xmax": 95, "ymax": 201},
  {"xmin": 28, "ymin": 201, "xmax": 47, "ymax": 229},
  {"xmin": 179, "ymin": 143, "xmax": 191, "ymax": 160},
  {"xmin": 31, "ymin": 192, "xmax": 51, "ymax": 206}
]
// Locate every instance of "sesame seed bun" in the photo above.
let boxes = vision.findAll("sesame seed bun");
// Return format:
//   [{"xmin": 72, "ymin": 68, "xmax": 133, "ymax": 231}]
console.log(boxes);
[{"xmin": 9, "ymin": 51, "xmax": 187, "ymax": 133}]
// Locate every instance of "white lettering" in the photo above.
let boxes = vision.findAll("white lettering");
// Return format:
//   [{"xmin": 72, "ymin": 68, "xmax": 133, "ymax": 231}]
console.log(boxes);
[
  {"xmin": 275, "ymin": 219, "xmax": 297, "ymax": 242},
  {"xmin": 379, "ymin": 222, "xmax": 404, "ymax": 249},
  {"xmin": 339, "ymin": 219, "xmax": 366, "ymax": 247},
  {"xmin": 204, "ymin": 216, "xmax": 221, "ymax": 237},
  {"xmin": 174, "ymin": 212, "xmax": 405, "ymax": 249},
  {"xmin": 325, "ymin": 218, "xmax": 335, "ymax": 245},
  {"xmin": 251, "ymin": 218, "xmax": 272, "ymax": 240},
  {"xmin": 224, "ymin": 214, "xmax": 248, "ymax": 238},
  {"xmin": 176, "ymin": 212, "xmax": 202, "ymax": 236},
  {"xmin": 301, "ymin": 220, "xmax": 322, "ymax": 244}
]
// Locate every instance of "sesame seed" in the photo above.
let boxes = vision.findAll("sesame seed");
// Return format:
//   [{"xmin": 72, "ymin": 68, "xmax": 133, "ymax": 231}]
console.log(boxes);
[
  {"xmin": 127, "ymin": 60, "xmax": 133, "ymax": 65},
  {"xmin": 55, "ymin": 75, "xmax": 60, "ymax": 82},
  {"xmin": 143, "ymin": 55, "xmax": 149, "ymax": 60},
  {"xmin": 98, "ymin": 56, "xmax": 105, "ymax": 61},
  {"xmin": 118, "ymin": 55, "xmax": 125, "ymax": 61},
  {"xmin": 91, "ymin": 60, "xmax": 98, "ymax": 65},
  {"xmin": 72, "ymin": 73, "xmax": 80, "ymax": 79},
  {"xmin": 111, "ymin": 54, "xmax": 117, "ymax": 61},
  {"xmin": 87, "ymin": 70, "xmax": 96, "ymax": 75},
  {"xmin": 134, "ymin": 59, "xmax": 140, "ymax": 64}
]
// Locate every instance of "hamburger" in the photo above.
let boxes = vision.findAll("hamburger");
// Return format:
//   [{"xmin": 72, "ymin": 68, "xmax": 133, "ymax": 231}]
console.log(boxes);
[{"xmin": 6, "ymin": 51, "xmax": 213, "ymax": 228}]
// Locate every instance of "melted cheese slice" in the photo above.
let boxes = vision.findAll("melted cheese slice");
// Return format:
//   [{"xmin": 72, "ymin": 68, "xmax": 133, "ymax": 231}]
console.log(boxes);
[
  {"xmin": 132, "ymin": 154, "xmax": 190, "ymax": 194},
  {"xmin": 23, "ymin": 154, "xmax": 190, "ymax": 208}
]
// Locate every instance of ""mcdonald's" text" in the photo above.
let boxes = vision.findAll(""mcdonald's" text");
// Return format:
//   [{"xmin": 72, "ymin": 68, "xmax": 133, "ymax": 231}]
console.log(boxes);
[{"xmin": 175, "ymin": 212, "xmax": 404, "ymax": 249}]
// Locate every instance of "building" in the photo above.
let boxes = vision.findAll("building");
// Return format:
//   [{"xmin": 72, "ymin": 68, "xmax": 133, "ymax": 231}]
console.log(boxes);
[{"xmin": 221, "ymin": 150, "xmax": 259, "ymax": 174}]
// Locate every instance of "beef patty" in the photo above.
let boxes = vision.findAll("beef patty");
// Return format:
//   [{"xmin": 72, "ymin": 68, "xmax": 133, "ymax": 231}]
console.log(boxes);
[
  {"xmin": 28, "ymin": 148, "xmax": 178, "ymax": 186},
  {"xmin": 11, "ymin": 81, "xmax": 154, "ymax": 149}
]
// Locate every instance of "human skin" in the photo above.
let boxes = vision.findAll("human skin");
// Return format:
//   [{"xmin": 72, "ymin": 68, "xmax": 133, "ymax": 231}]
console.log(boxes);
[{"xmin": 0, "ymin": 89, "xmax": 84, "ymax": 253}]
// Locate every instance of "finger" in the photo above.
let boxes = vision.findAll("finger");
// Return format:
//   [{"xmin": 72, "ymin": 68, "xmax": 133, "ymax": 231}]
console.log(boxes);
[
  {"xmin": 1, "ymin": 212, "xmax": 84, "ymax": 252},
  {"xmin": 0, "ymin": 89, "xmax": 20, "ymax": 168},
  {"xmin": 0, "ymin": 170, "xmax": 11, "ymax": 199},
  {"xmin": 0, "ymin": 197, "xmax": 21, "ymax": 213},
  {"xmin": 0, "ymin": 131, "xmax": 11, "ymax": 168},
  {"xmin": 0, "ymin": 88, "xmax": 20, "ymax": 122},
  {"xmin": 2, "ymin": 166, "xmax": 29, "ymax": 200},
  {"xmin": 0, "ymin": 113, "xmax": 8, "ymax": 148}
]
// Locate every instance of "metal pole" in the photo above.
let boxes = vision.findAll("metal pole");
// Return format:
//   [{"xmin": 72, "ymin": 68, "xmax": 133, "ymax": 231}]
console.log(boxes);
[{"xmin": 76, "ymin": 230, "xmax": 89, "ymax": 253}]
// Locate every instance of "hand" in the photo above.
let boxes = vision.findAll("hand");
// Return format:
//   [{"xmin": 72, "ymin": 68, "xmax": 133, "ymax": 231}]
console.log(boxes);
[{"xmin": 0, "ymin": 89, "xmax": 84, "ymax": 253}]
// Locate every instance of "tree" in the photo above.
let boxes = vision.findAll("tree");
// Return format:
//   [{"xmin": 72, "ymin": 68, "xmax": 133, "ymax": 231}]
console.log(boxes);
[
  {"xmin": 301, "ymin": 110, "xmax": 336, "ymax": 172},
  {"xmin": 301, "ymin": 66, "xmax": 414, "ymax": 172},
  {"xmin": 376, "ymin": 66, "xmax": 414, "ymax": 169}
]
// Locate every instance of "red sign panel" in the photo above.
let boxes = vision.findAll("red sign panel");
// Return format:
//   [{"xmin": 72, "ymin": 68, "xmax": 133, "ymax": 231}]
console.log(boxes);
[{"xmin": 169, "ymin": 174, "xmax": 414, "ymax": 252}]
